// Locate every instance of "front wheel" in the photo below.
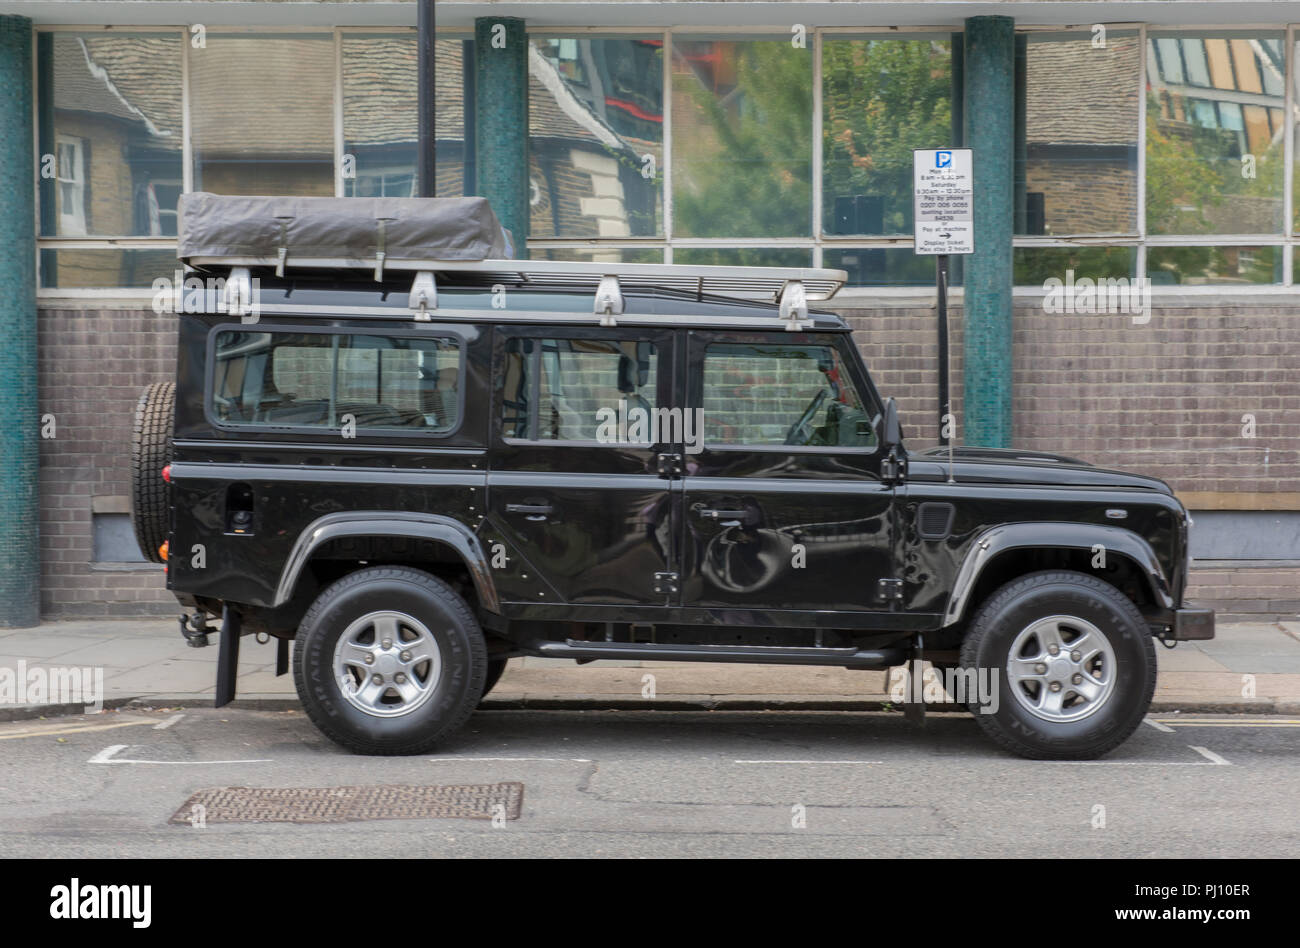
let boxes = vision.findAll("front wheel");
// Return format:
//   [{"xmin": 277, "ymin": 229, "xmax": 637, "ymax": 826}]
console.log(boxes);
[
  {"xmin": 960, "ymin": 570, "xmax": 1156, "ymax": 760},
  {"xmin": 292, "ymin": 566, "xmax": 487, "ymax": 755}
]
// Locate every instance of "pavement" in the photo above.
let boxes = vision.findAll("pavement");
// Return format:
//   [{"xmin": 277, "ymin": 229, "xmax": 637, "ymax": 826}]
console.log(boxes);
[{"xmin": 2, "ymin": 617, "xmax": 1300, "ymax": 719}]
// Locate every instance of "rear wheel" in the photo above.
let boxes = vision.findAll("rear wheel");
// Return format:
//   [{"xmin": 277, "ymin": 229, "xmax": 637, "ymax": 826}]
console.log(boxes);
[
  {"xmin": 960, "ymin": 570, "xmax": 1155, "ymax": 760},
  {"xmin": 293, "ymin": 566, "xmax": 487, "ymax": 755},
  {"xmin": 129, "ymin": 381, "xmax": 174, "ymax": 564}
]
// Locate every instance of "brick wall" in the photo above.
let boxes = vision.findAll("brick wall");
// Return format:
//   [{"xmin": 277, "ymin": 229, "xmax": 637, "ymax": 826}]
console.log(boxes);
[{"xmin": 38, "ymin": 306, "xmax": 175, "ymax": 617}]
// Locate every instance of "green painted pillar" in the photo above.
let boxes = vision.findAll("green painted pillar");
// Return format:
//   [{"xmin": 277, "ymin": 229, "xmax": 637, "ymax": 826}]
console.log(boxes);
[
  {"xmin": 0, "ymin": 15, "xmax": 38, "ymax": 627},
  {"xmin": 962, "ymin": 16, "xmax": 1015, "ymax": 448},
  {"xmin": 474, "ymin": 17, "xmax": 529, "ymax": 258}
]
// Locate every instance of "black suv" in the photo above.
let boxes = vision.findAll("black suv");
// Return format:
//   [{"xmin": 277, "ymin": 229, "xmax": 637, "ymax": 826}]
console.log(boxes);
[{"xmin": 131, "ymin": 196, "xmax": 1212, "ymax": 761}]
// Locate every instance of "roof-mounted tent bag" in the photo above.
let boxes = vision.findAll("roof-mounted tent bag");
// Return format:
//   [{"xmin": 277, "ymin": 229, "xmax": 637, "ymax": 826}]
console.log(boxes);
[
  {"xmin": 175, "ymin": 193, "xmax": 846, "ymax": 328},
  {"xmin": 177, "ymin": 193, "xmax": 515, "ymax": 276}
]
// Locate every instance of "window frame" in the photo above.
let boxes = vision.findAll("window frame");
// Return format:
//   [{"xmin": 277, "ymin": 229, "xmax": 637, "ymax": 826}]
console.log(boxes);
[
  {"xmin": 689, "ymin": 330, "xmax": 884, "ymax": 455},
  {"xmin": 203, "ymin": 322, "xmax": 467, "ymax": 439}
]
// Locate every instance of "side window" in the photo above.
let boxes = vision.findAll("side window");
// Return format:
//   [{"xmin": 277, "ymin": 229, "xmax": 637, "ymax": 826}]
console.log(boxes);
[
  {"xmin": 211, "ymin": 331, "xmax": 461, "ymax": 432},
  {"xmin": 702, "ymin": 342, "xmax": 876, "ymax": 448},
  {"xmin": 502, "ymin": 337, "xmax": 659, "ymax": 442}
]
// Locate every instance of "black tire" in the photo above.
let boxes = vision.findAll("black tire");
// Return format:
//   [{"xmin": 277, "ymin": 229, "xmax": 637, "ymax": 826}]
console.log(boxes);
[
  {"xmin": 129, "ymin": 381, "xmax": 175, "ymax": 564},
  {"xmin": 293, "ymin": 566, "xmax": 487, "ymax": 755},
  {"xmin": 960, "ymin": 570, "xmax": 1156, "ymax": 760},
  {"xmin": 481, "ymin": 658, "xmax": 509, "ymax": 700}
]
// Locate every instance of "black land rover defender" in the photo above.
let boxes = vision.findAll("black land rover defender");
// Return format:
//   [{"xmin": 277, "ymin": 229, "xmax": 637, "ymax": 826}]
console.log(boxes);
[{"xmin": 130, "ymin": 194, "xmax": 1213, "ymax": 760}]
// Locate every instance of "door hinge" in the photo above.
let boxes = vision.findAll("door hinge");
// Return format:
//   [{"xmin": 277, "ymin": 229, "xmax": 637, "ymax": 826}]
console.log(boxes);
[
  {"xmin": 881, "ymin": 447, "xmax": 907, "ymax": 484},
  {"xmin": 876, "ymin": 578, "xmax": 904, "ymax": 602},
  {"xmin": 657, "ymin": 453, "xmax": 684, "ymax": 477},
  {"xmin": 653, "ymin": 571, "xmax": 680, "ymax": 595}
]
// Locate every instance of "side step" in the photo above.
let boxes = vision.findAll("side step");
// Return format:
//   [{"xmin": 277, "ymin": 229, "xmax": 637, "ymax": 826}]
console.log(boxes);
[{"xmin": 535, "ymin": 640, "xmax": 907, "ymax": 669}]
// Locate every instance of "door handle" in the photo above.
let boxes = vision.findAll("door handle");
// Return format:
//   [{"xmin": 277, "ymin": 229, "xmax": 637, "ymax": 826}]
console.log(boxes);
[
  {"xmin": 697, "ymin": 507, "xmax": 749, "ymax": 520},
  {"xmin": 505, "ymin": 503, "xmax": 553, "ymax": 520}
]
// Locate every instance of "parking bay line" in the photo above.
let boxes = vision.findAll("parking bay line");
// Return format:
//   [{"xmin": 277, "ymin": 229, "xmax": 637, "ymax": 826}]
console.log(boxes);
[
  {"xmin": 88, "ymin": 744, "xmax": 272, "ymax": 765},
  {"xmin": 0, "ymin": 719, "xmax": 158, "ymax": 741},
  {"xmin": 734, "ymin": 760, "xmax": 884, "ymax": 765}
]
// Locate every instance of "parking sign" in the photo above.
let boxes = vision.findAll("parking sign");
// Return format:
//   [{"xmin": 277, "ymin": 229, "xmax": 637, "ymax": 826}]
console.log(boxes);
[{"xmin": 913, "ymin": 148, "xmax": 974, "ymax": 256}]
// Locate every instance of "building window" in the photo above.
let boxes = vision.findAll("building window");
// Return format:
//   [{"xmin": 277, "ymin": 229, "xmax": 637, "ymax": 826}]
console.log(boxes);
[
  {"xmin": 671, "ymin": 37, "xmax": 813, "ymax": 239},
  {"xmin": 1146, "ymin": 31, "xmax": 1286, "ymax": 236},
  {"xmin": 37, "ymin": 33, "xmax": 183, "ymax": 238},
  {"xmin": 190, "ymin": 34, "xmax": 336, "ymax": 197},
  {"xmin": 342, "ymin": 35, "xmax": 467, "ymax": 200},
  {"xmin": 529, "ymin": 36, "xmax": 664, "ymax": 239}
]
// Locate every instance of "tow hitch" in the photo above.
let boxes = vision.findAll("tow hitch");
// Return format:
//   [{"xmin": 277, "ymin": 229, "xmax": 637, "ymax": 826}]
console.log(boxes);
[{"xmin": 178, "ymin": 612, "xmax": 216, "ymax": 648}]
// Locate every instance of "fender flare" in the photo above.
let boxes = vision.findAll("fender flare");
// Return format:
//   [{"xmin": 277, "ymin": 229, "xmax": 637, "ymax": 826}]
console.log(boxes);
[
  {"xmin": 942, "ymin": 522, "xmax": 1173, "ymax": 627},
  {"xmin": 272, "ymin": 511, "xmax": 500, "ymax": 613}
]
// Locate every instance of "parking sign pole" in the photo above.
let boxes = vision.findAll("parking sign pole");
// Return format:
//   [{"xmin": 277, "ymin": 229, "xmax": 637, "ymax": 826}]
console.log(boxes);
[{"xmin": 937, "ymin": 253, "xmax": 950, "ymax": 449}]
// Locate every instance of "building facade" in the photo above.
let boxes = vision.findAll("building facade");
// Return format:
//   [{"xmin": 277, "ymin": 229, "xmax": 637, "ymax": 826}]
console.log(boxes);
[{"xmin": 0, "ymin": 0, "xmax": 1298, "ymax": 624}]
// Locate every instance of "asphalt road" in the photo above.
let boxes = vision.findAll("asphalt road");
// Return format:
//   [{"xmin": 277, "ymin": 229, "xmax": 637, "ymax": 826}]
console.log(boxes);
[{"xmin": 0, "ymin": 707, "xmax": 1295, "ymax": 858}]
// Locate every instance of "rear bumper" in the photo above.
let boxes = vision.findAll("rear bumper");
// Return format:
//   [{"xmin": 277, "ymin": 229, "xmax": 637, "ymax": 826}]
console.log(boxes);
[{"xmin": 1171, "ymin": 604, "xmax": 1215, "ymax": 641}]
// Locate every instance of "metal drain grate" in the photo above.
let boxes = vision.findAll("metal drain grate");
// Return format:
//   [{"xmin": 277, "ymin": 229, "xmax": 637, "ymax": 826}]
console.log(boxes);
[{"xmin": 169, "ymin": 783, "xmax": 524, "ymax": 825}]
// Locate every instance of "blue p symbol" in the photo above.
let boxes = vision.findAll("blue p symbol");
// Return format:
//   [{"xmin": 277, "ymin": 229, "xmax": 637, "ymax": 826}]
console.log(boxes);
[{"xmin": 936, "ymin": 151, "xmax": 952, "ymax": 169}]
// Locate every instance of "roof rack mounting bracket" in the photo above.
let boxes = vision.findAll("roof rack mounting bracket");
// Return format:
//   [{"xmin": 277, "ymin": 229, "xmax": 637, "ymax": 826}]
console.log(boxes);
[
  {"xmin": 274, "ymin": 217, "xmax": 292, "ymax": 277},
  {"xmin": 409, "ymin": 270, "xmax": 437, "ymax": 321},
  {"xmin": 374, "ymin": 218, "xmax": 393, "ymax": 281},
  {"xmin": 595, "ymin": 275, "xmax": 624, "ymax": 328},
  {"xmin": 224, "ymin": 267, "xmax": 255, "ymax": 320},
  {"xmin": 778, "ymin": 280, "xmax": 810, "ymax": 332}
]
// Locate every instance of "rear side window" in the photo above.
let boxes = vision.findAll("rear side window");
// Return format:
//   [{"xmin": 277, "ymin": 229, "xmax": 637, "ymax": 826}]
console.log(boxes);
[
  {"xmin": 702, "ymin": 342, "xmax": 875, "ymax": 448},
  {"xmin": 502, "ymin": 337, "xmax": 659, "ymax": 442},
  {"xmin": 211, "ymin": 330, "xmax": 461, "ymax": 432}
]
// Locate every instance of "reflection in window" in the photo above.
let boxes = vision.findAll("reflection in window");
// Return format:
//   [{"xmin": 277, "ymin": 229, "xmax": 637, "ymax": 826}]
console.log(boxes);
[
  {"xmin": 1147, "ymin": 246, "xmax": 1282, "ymax": 285},
  {"xmin": 502, "ymin": 338, "xmax": 658, "ymax": 442},
  {"xmin": 674, "ymin": 248, "xmax": 811, "ymax": 269},
  {"xmin": 212, "ymin": 332, "xmax": 461, "ymax": 431},
  {"xmin": 1022, "ymin": 32, "xmax": 1139, "ymax": 235},
  {"xmin": 702, "ymin": 344, "xmax": 874, "ymax": 448},
  {"xmin": 822, "ymin": 36, "xmax": 953, "ymax": 237},
  {"xmin": 1012, "ymin": 247, "xmax": 1137, "ymax": 286},
  {"xmin": 672, "ymin": 38, "xmax": 812, "ymax": 238},
  {"xmin": 342, "ymin": 35, "xmax": 466, "ymax": 199},
  {"xmin": 191, "ymin": 35, "xmax": 335, "ymax": 197},
  {"xmin": 37, "ymin": 33, "xmax": 183, "ymax": 237},
  {"xmin": 529, "ymin": 37, "xmax": 664, "ymax": 238},
  {"xmin": 1147, "ymin": 32, "xmax": 1285, "ymax": 235}
]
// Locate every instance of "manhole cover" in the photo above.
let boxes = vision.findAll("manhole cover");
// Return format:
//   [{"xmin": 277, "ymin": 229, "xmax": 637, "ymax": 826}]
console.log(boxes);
[{"xmin": 169, "ymin": 783, "xmax": 524, "ymax": 825}]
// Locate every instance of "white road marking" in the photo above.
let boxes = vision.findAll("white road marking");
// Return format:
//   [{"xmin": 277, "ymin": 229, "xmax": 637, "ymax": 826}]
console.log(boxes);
[
  {"xmin": 153, "ymin": 713, "xmax": 185, "ymax": 730},
  {"xmin": 427, "ymin": 756, "xmax": 592, "ymax": 763},
  {"xmin": 88, "ymin": 744, "xmax": 271, "ymax": 765},
  {"xmin": 734, "ymin": 759, "xmax": 884, "ymax": 765},
  {"xmin": 1154, "ymin": 720, "xmax": 1300, "ymax": 728},
  {"xmin": 1143, "ymin": 717, "xmax": 1175, "ymax": 733},
  {"xmin": 1189, "ymin": 745, "xmax": 1232, "ymax": 766}
]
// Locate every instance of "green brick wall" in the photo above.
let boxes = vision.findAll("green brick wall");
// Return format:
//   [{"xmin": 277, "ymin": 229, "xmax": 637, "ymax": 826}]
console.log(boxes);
[
  {"xmin": 475, "ymin": 17, "xmax": 529, "ymax": 256},
  {"xmin": 0, "ymin": 15, "xmax": 38, "ymax": 627}
]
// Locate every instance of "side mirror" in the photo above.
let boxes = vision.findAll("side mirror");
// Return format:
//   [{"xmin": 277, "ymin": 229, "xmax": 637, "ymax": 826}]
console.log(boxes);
[{"xmin": 882, "ymin": 396, "xmax": 902, "ymax": 448}]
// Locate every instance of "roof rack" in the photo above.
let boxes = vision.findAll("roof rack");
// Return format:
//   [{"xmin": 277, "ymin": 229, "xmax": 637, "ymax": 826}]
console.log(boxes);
[{"xmin": 201, "ymin": 258, "xmax": 849, "ymax": 332}]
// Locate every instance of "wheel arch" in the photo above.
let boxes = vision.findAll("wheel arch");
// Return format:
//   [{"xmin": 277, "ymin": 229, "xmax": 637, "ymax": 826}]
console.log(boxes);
[
  {"xmin": 273, "ymin": 512, "xmax": 500, "ymax": 615},
  {"xmin": 942, "ymin": 523, "xmax": 1174, "ymax": 629}
]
